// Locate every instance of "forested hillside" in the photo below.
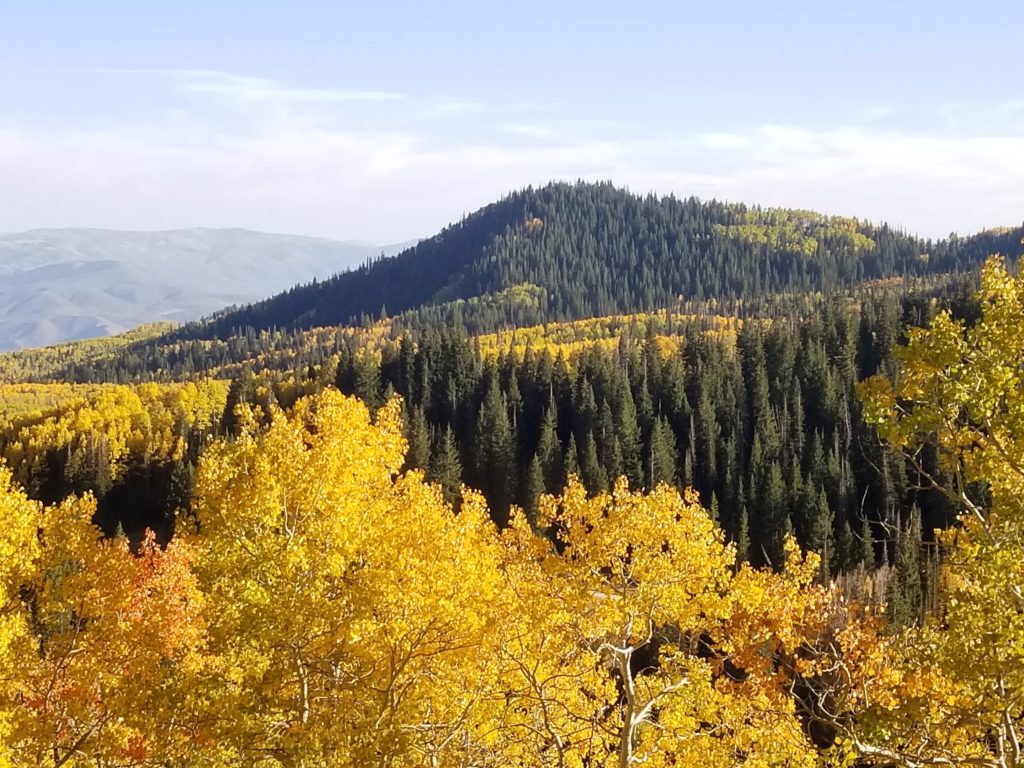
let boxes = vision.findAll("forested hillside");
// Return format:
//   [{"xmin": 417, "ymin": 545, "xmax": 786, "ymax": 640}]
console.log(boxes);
[
  {"xmin": 181, "ymin": 181, "xmax": 1021, "ymax": 339},
  {"xmin": 0, "ymin": 180, "xmax": 1022, "ymax": 765},
  {"xmin": 3, "ymin": 182, "xmax": 1014, "ymax": 386},
  {"xmin": 3, "ymin": 257, "xmax": 1024, "ymax": 765},
  {"xmin": 0, "ymin": 285, "xmax": 975, "ymax": 628}
]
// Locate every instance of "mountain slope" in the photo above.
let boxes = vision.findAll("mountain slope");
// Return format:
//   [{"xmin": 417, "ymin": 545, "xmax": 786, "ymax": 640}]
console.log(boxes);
[
  {"xmin": 0, "ymin": 227, "xmax": 413, "ymax": 350},
  {"xmin": 186, "ymin": 181, "xmax": 1023, "ymax": 340}
]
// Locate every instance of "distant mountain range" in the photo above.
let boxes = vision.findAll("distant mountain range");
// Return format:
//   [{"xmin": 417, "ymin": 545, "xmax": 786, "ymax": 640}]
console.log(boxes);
[{"xmin": 0, "ymin": 228, "xmax": 413, "ymax": 350}]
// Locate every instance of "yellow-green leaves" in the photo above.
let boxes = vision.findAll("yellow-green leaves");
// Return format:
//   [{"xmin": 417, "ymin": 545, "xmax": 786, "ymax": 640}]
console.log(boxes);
[{"xmin": 852, "ymin": 255, "xmax": 1024, "ymax": 766}]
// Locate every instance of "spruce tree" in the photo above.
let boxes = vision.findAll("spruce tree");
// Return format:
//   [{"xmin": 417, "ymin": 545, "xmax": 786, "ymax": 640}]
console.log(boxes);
[
  {"xmin": 164, "ymin": 458, "xmax": 195, "ymax": 530},
  {"xmin": 353, "ymin": 353, "xmax": 382, "ymax": 410},
  {"xmin": 521, "ymin": 453, "xmax": 545, "ymax": 529},
  {"xmin": 564, "ymin": 433, "xmax": 580, "ymax": 483},
  {"xmin": 473, "ymin": 376, "xmax": 516, "ymax": 524},
  {"xmin": 536, "ymin": 402, "xmax": 563, "ymax": 492},
  {"xmin": 889, "ymin": 506, "xmax": 923, "ymax": 626},
  {"xmin": 647, "ymin": 415, "xmax": 678, "ymax": 488},
  {"xmin": 428, "ymin": 426, "xmax": 462, "ymax": 507},
  {"xmin": 614, "ymin": 382, "xmax": 643, "ymax": 488},
  {"xmin": 736, "ymin": 505, "xmax": 751, "ymax": 564},
  {"xmin": 404, "ymin": 405, "xmax": 431, "ymax": 471},
  {"xmin": 809, "ymin": 489, "xmax": 834, "ymax": 582},
  {"xmin": 579, "ymin": 430, "xmax": 608, "ymax": 493},
  {"xmin": 835, "ymin": 518, "xmax": 855, "ymax": 574},
  {"xmin": 860, "ymin": 516, "xmax": 875, "ymax": 568}
]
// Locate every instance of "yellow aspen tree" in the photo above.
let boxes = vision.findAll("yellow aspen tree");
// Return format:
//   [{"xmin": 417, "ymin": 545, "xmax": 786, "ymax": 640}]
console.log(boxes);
[
  {"xmin": 849, "ymin": 255, "xmax": 1024, "ymax": 766},
  {"xmin": 4, "ymin": 485, "xmax": 203, "ymax": 767},
  {"xmin": 0, "ymin": 467, "xmax": 42, "ymax": 768},
  {"xmin": 491, "ymin": 478, "xmax": 837, "ymax": 768},
  {"xmin": 187, "ymin": 390, "xmax": 507, "ymax": 767}
]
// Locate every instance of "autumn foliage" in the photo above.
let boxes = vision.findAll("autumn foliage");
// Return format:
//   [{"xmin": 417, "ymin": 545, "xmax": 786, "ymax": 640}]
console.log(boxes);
[
  {"xmin": 2, "ymin": 255, "xmax": 1024, "ymax": 766},
  {"xmin": 0, "ymin": 387, "xmax": 846, "ymax": 766}
]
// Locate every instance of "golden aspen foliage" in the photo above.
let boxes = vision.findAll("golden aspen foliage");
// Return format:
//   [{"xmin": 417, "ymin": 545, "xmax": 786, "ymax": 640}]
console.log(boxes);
[
  {"xmin": 490, "ymin": 479, "xmax": 837, "ymax": 768},
  {"xmin": 0, "ymin": 380, "xmax": 227, "ymax": 488},
  {"xmin": 0, "ymin": 470, "xmax": 203, "ymax": 767},
  {"xmin": 475, "ymin": 311, "xmax": 741, "ymax": 361},
  {"xmin": 0, "ymin": 382, "xmax": 908, "ymax": 767},
  {"xmin": 0, "ymin": 467, "xmax": 41, "ymax": 767},
  {"xmin": 186, "ymin": 390, "xmax": 508, "ymax": 766},
  {"xmin": 850, "ymin": 255, "xmax": 1024, "ymax": 766}
]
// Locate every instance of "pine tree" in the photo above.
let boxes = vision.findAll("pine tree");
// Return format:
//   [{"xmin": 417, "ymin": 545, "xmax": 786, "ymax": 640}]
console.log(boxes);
[
  {"xmin": 860, "ymin": 516, "xmax": 875, "ymax": 569},
  {"xmin": 808, "ymin": 489, "xmax": 834, "ymax": 582},
  {"xmin": 758, "ymin": 459, "xmax": 788, "ymax": 568},
  {"xmin": 647, "ymin": 415, "xmax": 678, "ymax": 488},
  {"xmin": 564, "ymin": 433, "xmax": 580, "ymax": 483},
  {"xmin": 473, "ymin": 376, "xmax": 516, "ymax": 524},
  {"xmin": 614, "ymin": 382, "xmax": 643, "ymax": 488},
  {"xmin": 353, "ymin": 353, "xmax": 382, "ymax": 410},
  {"xmin": 535, "ymin": 402, "xmax": 563, "ymax": 492},
  {"xmin": 165, "ymin": 458, "xmax": 195, "ymax": 530},
  {"xmin": 696, "ymin": 387, "xmax": 718, "ymax": 492},
  {"xmin": 428, "ymin": 426, "xmax": 462, "ymax": 507},
  {"xmin": 736, "ymin": 505, "xmax": 751, "ymax": 564},
  {"xmin": 889, "ymin": 506, "xmax": 923, "ymax": 626},
  {"xmin": 596, "ymin": 400, "xmax": 616, "ymax": 472},
  {"xmin": 404, "ymin": 405, "xmax": 431, "ymax": 471},
  {"xmin": 579, "ymin": 430, "xmax": 608, "ymax": 493},
  {"xmin": 521, "ymin": 453, "xmax": 544, "ymax": 529}
]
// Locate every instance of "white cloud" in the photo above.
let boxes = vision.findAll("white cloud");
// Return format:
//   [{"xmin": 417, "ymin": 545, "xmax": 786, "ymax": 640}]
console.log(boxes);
[
  {"xmin": 96, "ymin": 69, "xmax": 408, "ymax": 104},
  {"xmin": 700, "ymin": 132, "xmax": 750, "ymax": 150},
  {"xmin": 503, "ymin": 123, "xmax": 556, "ymax": 139},
  {"xmin": 176, "ymin": 72, "xmax": 407, "ymax": 104},
  {"xmin": 0, "ymin": 86, "xmax": 1021, "ymax": 243}
]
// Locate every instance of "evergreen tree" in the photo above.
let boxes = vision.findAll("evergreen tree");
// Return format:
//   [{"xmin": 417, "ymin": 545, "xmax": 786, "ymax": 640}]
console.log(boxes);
[
  {"xmin": 521, "ymin": 453, "xmax": 545, "ymax": 529},
  {"xmin": 860, "ymin": 516, "xmax": 875, "ymax": 568},
  {"xmin": 808, "ymin": 488, "xmax": 834, "ymax": 582},
  {"xmin": 835, "ymin": 519, "xmax": 855, "ymax": 574},
  {"xmin": 758, "ymin": 459, "xmax": 788, "ymax": 568},
  {"xmin": 473, "ymin": 376, "xmax": 516, "ymax": 524},
  {"xmin": 564, "ymin": 433, "xmax": 580, "ymax": 483},
  {"xmin": 889, "ymin": 506, "xmax": 924, "ymax": 626},
  {"xmin": 428, "ymin": 425, "xmax": 462, "ymax": 506},
  {"xmin": 614, "ymin": 382, "xmax": 643, "ymax": 488},
  {"xmin": 647, "ymin": 415, "xmax": 678, "ymax": 488},
  {"xmin": 535, "ymin": 402, "xmax": 563, "ymax": 492},
  {"xmin": 164, "ymin": 458, "xmax": 195, "ymax": 530},
  {"xmin": 353, "ymin": 353, "xmax": 382, "ymax": 410},
  {"xmin": 579, "ymin": 430, "xmax": 608, "ymax": 493},
  {"xmin": 736, "ymin": 505, "xmax": 751, "ymax": 565},
  {"xmin": 404, "ymin": 405, "xmax": 431, "ymax": 471}
]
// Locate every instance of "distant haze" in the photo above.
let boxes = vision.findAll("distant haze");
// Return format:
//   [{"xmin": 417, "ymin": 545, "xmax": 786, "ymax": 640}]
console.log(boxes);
[
  {"xmin": 2, "ymin": 5, "xmax": 1023, "ymax": 242},
  {"xmin": 0, "ymin": 228, "xmax": 413, "ymax": 350}
]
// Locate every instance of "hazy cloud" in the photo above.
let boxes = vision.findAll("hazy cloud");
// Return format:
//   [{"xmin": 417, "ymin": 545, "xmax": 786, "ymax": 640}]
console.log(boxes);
[
  {"xmin": 1, "ymin": 74, "xmax": 1021, "ymax": 242},
  {"xmin": 97, "ymin": 69, "xmax": 408, "ymax": 104}
]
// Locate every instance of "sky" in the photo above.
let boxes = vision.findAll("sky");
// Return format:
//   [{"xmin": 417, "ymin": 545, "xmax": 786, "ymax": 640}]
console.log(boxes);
[{"xmin": 1, "ymin": 0, "xmax": 1022, "ymax": 243}]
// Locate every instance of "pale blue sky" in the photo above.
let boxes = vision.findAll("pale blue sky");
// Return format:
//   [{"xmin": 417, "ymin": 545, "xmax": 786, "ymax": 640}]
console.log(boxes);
[{"xmin": 1, "ymin": 1, "xmax": 1022, "ymax": 241}]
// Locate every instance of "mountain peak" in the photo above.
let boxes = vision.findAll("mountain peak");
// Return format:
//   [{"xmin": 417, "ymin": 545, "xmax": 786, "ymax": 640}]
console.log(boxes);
[{"xmin": 188, "ymin": 181, "xmax": 1022, "ymax": 341}]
